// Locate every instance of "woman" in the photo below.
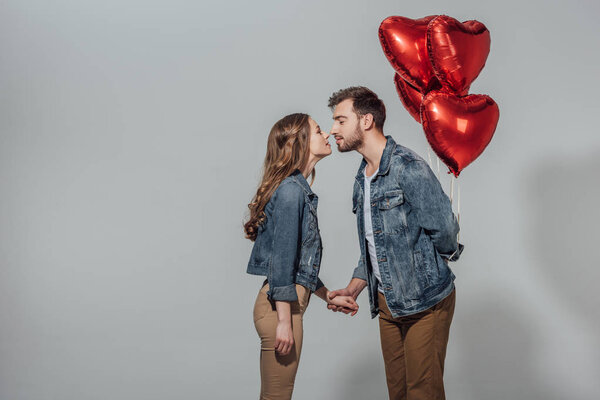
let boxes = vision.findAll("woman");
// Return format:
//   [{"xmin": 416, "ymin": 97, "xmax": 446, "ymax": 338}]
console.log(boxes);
[{"xmin": 244, "ymin": 113, "xmax": 358, "ymax": 399}]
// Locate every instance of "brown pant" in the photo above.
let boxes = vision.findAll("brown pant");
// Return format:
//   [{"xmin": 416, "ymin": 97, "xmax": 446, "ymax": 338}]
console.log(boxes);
[
  {"xmin": 253, "ymin": 282, "xmax": 311, "ymax": 400},
  {"xmin": 378, "ymin": 290, "xmax": 456, "ymax": 400}
]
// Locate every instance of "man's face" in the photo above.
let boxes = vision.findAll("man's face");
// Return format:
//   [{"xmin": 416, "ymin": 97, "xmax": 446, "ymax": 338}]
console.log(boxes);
[{"xmin": 331, "ymin": 99, "xmax": 364, "ymax": 152}]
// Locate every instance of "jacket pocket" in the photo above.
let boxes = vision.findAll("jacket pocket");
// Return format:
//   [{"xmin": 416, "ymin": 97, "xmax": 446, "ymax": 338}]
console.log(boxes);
[
  {"xmin": 378, "ymin": 190, "xmax": 404, "ymax": 209},
  {"xmin": 378, "ymin": 190, "xmax": 407, "ymax": 234},
  {"xmin": 412, "ymin": 250, "xmax": 430, "ymax": 293}
]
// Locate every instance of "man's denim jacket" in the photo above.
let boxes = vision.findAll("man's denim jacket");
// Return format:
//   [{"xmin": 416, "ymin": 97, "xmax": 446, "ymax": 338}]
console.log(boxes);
[
  {"xmin": 353, "ymin": 136, "xmax": 464, "ymax": 318},
  {"xmin": 247, "ymin": 170, "xmax": 324, "ymax": 301}
]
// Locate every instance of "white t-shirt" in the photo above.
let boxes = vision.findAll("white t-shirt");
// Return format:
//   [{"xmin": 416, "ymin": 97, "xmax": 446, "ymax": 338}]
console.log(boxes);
[{"xmin": 364, "ymin": 167, "xmax": 383, "ymax": 293}]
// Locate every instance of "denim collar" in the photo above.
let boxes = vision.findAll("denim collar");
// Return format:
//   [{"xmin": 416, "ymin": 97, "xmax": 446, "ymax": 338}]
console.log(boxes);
[
  {"xmin": 290, "ymin": 169, "xmax": 317, "ymax": 198},
  {"xmin": 355, "ymin": 135, "xmax": 396, "ymax": 181}
]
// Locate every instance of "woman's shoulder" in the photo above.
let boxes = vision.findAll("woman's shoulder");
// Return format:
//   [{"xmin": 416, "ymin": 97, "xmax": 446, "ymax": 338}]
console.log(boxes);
[{"xmin": 273, "ymin": 177, "xmax": 305, "ymax": 202}]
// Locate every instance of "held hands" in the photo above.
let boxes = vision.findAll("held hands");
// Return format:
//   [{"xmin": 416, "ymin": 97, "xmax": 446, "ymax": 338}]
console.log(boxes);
[{"xmin": 326, "ymin": 289, "xmax": 359, "ymax": 316}]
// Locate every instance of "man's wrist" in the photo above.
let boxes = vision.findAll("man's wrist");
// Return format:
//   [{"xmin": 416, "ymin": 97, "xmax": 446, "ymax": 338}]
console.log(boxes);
[{"xmin": 348, "ymin": 278, "xmax": 366, "ymax": 299}]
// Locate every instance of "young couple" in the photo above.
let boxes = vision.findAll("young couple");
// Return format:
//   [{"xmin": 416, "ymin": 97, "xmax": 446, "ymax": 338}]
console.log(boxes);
[{"xmin": 244, "ymin": 86, "xmax": 463, "ymax": 400}]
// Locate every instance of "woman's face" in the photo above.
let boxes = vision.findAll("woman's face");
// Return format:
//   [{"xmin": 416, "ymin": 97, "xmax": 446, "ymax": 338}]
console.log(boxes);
[{"xmin": 308, "ymin": 117, "xmax": 331, "ymax": 159}]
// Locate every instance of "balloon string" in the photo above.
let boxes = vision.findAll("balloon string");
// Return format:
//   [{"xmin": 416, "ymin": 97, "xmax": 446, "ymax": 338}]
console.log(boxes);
[
  {"xmin": 450, "ymin": 174, "xmax": 454, "ymax": 203},
  {"xmin": 448, "ymin": 177, "xmax": 461, "ymax": 261},
  {"xmin": 427, "ymin": 148, "xmax": 433, "ymax": 169},
  {"xmin": 436, "ymin": 157, "xmax": 441, "ymax": 182},
  {"xmin": 457, "ymin": 180, "xmax": 461, "ymax": 244}
]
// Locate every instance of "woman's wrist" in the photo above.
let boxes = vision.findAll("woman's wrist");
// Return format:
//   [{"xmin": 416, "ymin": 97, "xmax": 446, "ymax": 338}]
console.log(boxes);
[
  {"xmin": 313, "ymin": 286, "xmax": 329, "ymax": 303},
  {"xmin": 276, "ymin": 310, "xmax": 292, "ymax": 323},
  {"xmin": 274, "ymin": 300, "xmax": 292, "ymax": 324}
]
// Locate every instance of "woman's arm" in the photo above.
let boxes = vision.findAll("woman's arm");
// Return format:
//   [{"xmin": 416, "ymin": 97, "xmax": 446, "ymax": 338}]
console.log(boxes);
[
  {"xmin": 274, "ymin": 301, "xmax": 294, "ymax": 356},
  {"xmin": 267, "ymin": 183, "xmax": 304, "ymax": 302}
]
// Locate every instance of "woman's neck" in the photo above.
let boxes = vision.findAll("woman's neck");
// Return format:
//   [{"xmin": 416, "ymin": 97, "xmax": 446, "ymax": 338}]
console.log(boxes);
[{"xmin": 302, "ymin": 157, "xmax": 317, "ymax": 179}]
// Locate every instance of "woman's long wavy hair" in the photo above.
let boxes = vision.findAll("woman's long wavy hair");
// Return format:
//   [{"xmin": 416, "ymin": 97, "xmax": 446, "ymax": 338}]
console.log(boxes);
[{"xmin": 244, "ymin": 113, "xmax": 314, "ymax": 241}]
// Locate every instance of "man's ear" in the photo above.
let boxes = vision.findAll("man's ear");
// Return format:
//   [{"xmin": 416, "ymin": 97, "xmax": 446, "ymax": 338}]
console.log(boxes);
[{"xmin": 362, "ymin": 113, "xmax": 374, "ymax": 130}]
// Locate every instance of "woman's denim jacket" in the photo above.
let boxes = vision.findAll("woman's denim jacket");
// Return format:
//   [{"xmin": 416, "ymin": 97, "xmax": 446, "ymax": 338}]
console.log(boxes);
[
  {"xmin": 353, "ymin": 136, "xmax": 464, "ymax": 318},
  {"xmin": 247, "ymin": 170, "xmax": 324, "ymax": 301}
]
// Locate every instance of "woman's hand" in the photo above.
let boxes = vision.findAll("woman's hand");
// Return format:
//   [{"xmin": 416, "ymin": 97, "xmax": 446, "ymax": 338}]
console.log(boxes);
[
  {"xmin": 274, "ymin": 321, "xmax": 294, "ymax": 356},
  {"xmin": 273, "ymin": 300, "xmax": 294, "ymax": 356}
]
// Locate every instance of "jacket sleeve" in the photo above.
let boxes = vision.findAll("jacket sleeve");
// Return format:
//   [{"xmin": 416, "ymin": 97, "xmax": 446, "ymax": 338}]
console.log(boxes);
[
  {"xmin": 315, "ymin": 278, "xmax": 325, "ymax": 291},
  {"xmin": 267, "ymin": 183, "xmax": 303, "ymax": 301},
  {"xmin": 352, "ymin": 257, "xmax": 367, "ymax": 280},
  {"xmin": 351, "ymin": 182, "xmax": 368, "ymax": 281},
  {"xmin": 400, "ymin": 160, "xmax": 464, "ymax": 260}
]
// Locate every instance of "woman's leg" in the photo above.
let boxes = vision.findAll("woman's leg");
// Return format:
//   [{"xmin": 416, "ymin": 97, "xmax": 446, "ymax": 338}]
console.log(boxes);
[{"xmin": 253, "ymin": 283, "xmax": 310, "ymax": 400}]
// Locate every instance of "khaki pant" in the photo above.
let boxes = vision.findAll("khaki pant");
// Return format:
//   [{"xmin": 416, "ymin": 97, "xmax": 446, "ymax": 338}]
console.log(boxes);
[
  {"xmin": 253, "ymin": 282, "xmax": 311, "ymax": 400},
  {"xmin": 378, "ymin": 290, "xmax": 456, "ymax": 400}
]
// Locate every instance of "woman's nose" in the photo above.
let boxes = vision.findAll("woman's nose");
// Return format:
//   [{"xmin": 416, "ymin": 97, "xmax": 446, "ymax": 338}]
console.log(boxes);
[{"xmin": 324, "ymin": 131, "xmax": 330, "ymax": 139}]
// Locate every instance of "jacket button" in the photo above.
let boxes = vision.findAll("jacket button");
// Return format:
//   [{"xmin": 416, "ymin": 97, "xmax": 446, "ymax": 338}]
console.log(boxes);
[
  {"xmin": 379, "ymin": 257, "xmax": 387, "ymax": 262},
  {"xmin": 374, "ymin": 230, "xmax": 382, "ymax": 234},
  {"xmin": 371, "ymin": 202, "xmax": 376, "ymax": 207}
]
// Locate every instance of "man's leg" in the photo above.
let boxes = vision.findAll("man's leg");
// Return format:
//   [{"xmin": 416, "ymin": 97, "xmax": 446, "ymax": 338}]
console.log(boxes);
[
  {"xmin": 378, "ymin": 292, "xmax": 407, "ymax": 400},
  {"xmin": 403, "ymin": 289, "xmax": 456, "ymax": 400}
]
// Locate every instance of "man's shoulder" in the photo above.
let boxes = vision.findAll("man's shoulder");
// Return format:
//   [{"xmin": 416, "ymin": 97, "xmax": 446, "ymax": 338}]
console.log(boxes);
[
  {"xmin": 390, "ymin": 143, "xmax": 426, "ymax": 166},
  {"xmin": 387, "ymin": 142, "xmax": 438, "ymax": 183}
]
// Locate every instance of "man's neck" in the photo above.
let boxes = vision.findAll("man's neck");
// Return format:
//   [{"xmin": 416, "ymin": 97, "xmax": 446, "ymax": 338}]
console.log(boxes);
[{"xmin": 358, "ymin": 131, "xmax": 387, "ymax": 175}]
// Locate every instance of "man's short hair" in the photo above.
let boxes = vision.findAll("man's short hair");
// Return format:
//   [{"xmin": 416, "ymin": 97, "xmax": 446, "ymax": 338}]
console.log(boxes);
[{"xmin": 328, "ymin": 86, "xmax": 386, "ymax": 130}]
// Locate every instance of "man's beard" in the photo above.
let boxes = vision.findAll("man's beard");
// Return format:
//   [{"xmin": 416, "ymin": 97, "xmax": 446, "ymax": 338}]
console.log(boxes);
[{"xmin": 338, "ymin": 123, "xmax": 364, "ymax": 152}]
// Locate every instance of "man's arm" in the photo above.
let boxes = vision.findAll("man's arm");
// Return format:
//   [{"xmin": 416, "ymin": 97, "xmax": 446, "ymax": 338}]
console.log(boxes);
[{"xmin": 400, "ymin": 160, "xmax": 463, "ymax": 260}]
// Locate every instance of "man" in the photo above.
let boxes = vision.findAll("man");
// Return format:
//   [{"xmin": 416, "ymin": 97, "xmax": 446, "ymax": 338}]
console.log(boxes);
[{"xmin": 327, "ymin": 86, "xmax": 463, "ymax": 400}]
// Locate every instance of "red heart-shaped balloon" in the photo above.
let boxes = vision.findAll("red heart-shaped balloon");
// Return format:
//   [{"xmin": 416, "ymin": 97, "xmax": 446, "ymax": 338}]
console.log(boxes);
[
  {"xmin": 420, "ymin": 91, "xmax": 499, "ymax": 176},
  {"xmin": 393, "ymin": 73, "xmax": 467, "ymax": 124},
  {"xmin": 427, "ymin": 15, "xmax": 490, "ymax": 94},
  {"xmin": 379, "ymin": 15, "xmax": 439, "ymax": 92},
  {"xmin": 394, "ymin": 73, "xmax": 424, "ymax": 123}
]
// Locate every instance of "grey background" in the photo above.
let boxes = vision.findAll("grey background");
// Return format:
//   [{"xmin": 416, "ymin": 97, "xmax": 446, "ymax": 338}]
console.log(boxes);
[{"xmin": 1, "ymin": 0, "xmax": 599, "ymax": 399}]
